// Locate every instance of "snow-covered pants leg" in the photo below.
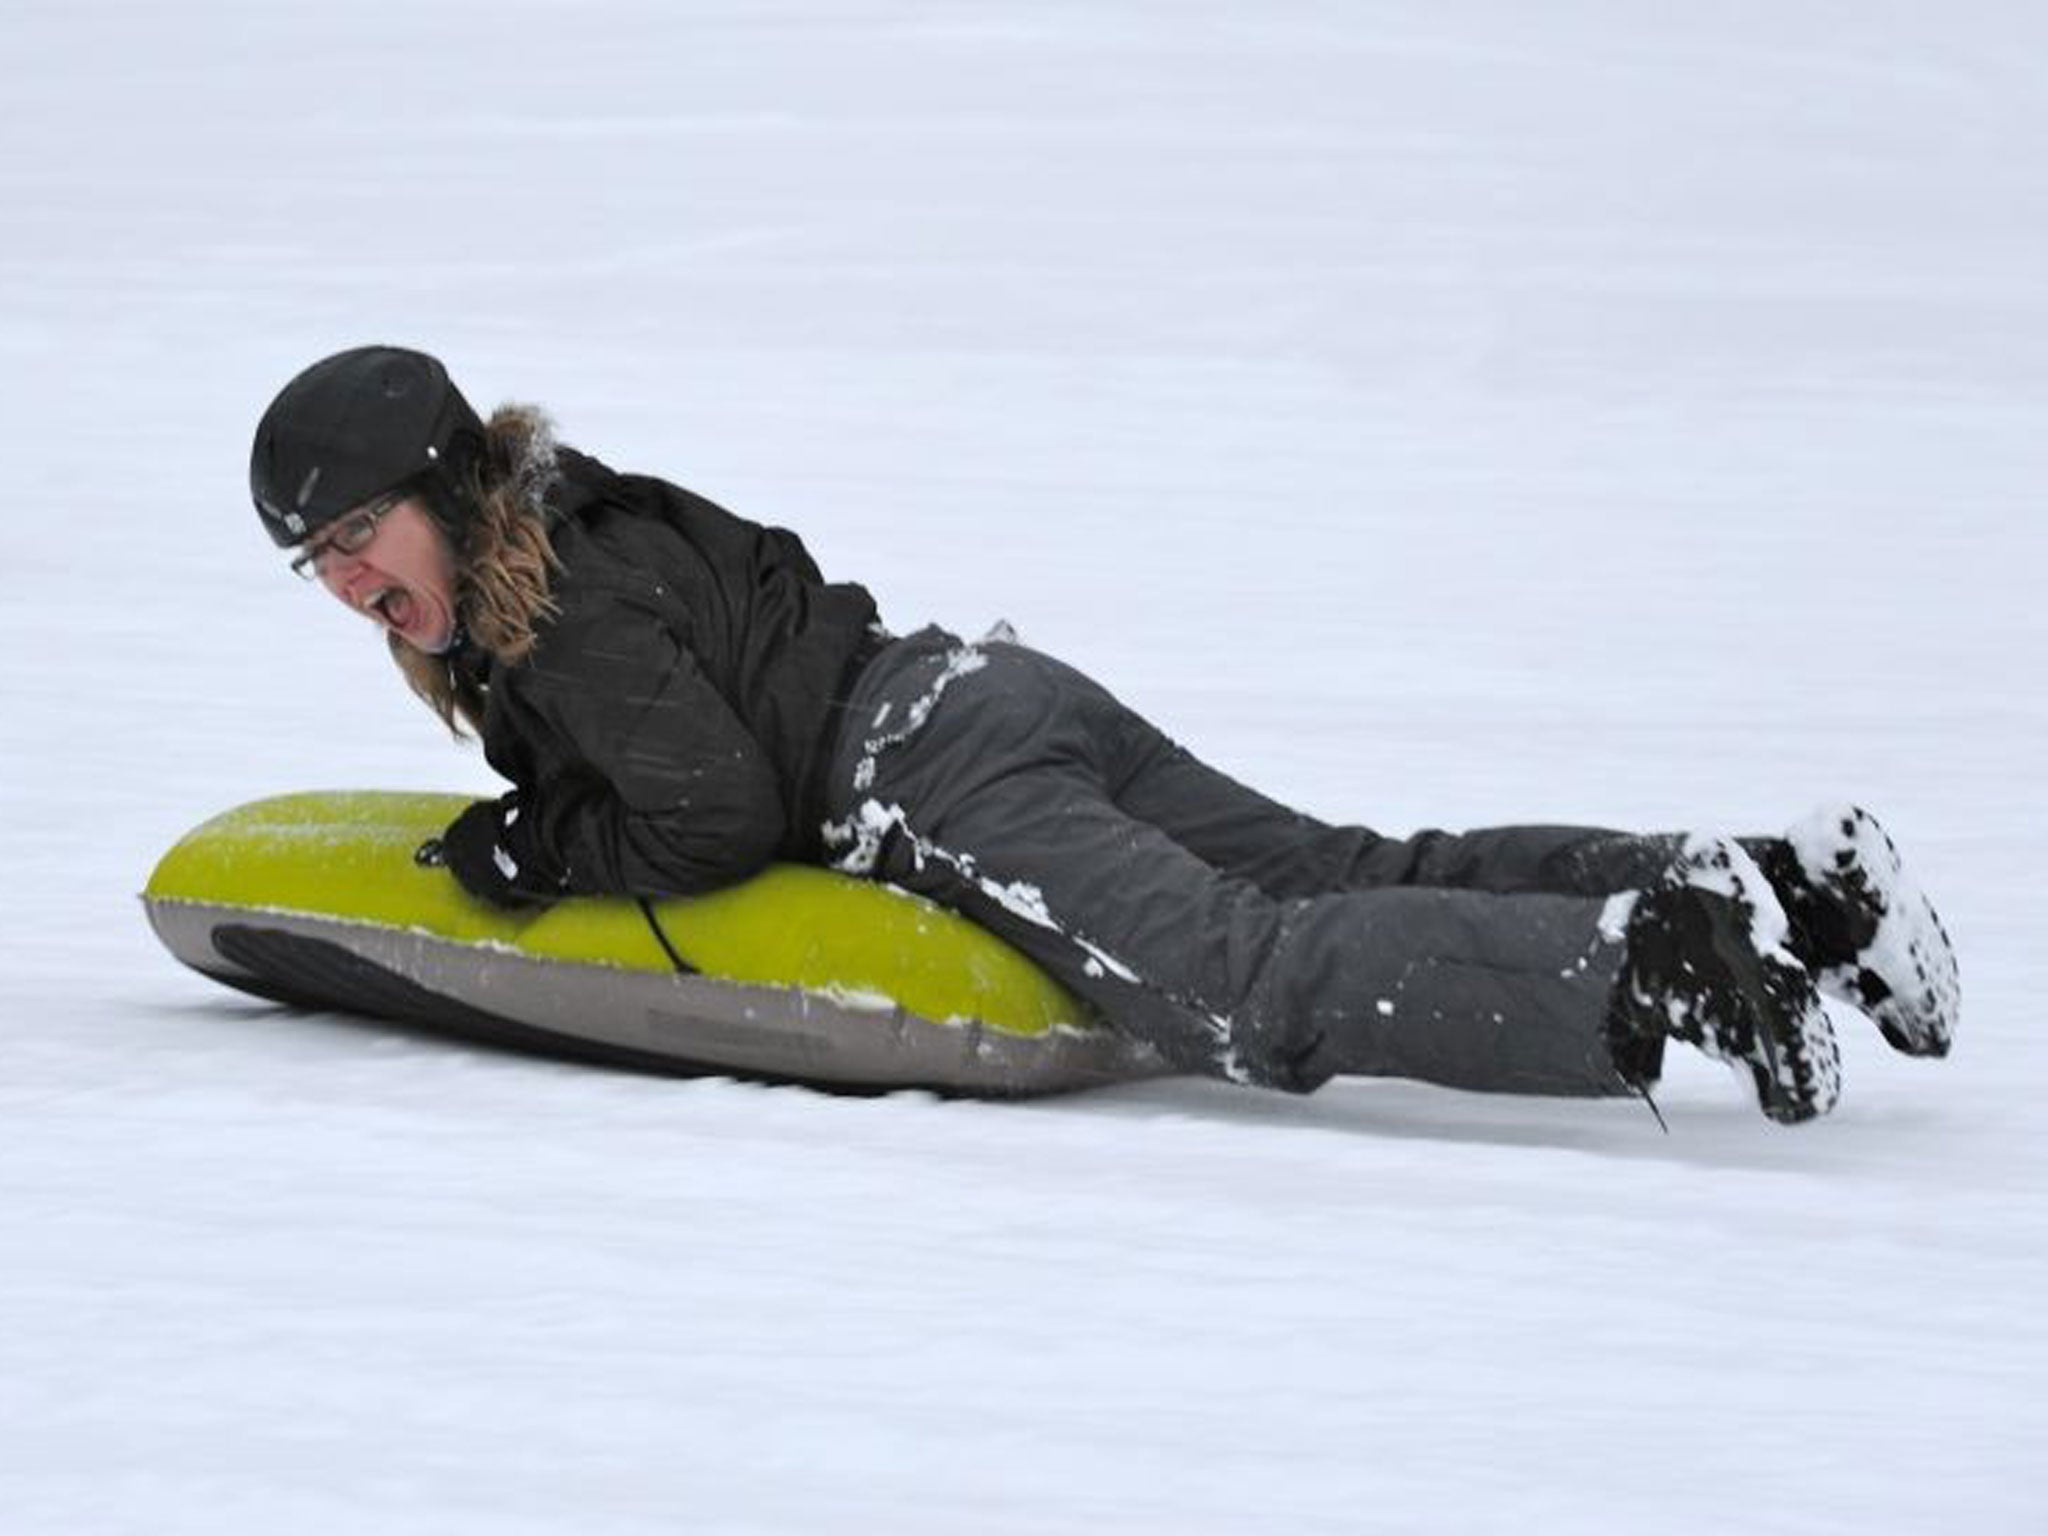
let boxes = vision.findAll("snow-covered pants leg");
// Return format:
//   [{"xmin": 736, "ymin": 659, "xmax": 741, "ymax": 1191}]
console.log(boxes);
[{"xmin": 822, "ymin": 631, "xmax": 1646, "ymax": 1097}]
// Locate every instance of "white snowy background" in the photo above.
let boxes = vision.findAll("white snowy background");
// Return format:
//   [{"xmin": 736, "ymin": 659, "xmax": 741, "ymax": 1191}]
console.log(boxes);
[{"xmin": 3, "ymin": 2, "xmax": 2043, "ymax": 1531}]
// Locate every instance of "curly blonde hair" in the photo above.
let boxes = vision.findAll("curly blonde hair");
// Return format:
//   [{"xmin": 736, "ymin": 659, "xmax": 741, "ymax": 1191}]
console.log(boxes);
[{"xmin": 389, "ymin": 404, "xmax": 562, "ymax": 737}]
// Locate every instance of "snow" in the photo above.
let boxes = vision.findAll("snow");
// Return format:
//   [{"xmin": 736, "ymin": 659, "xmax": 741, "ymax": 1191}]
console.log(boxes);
[{"xmin": 3, "ymin": 1, "xmax": 2045, "ymax": 1531}]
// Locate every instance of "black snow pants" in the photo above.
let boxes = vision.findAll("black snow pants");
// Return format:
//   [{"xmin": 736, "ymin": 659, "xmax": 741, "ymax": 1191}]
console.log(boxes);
[{"xmin": 820, "ymin": 628, "xmax": 1679, "ymax": 1095}]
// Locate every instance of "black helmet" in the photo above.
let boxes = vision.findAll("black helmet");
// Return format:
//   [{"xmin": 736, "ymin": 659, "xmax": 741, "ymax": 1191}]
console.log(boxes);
[{"xmin": 250, "ymin": 345, "xmax": 485, "ymax": 547}]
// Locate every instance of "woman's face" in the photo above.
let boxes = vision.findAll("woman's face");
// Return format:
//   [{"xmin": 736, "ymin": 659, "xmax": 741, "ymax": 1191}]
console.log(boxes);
[{"xmin": 307, "ymin": 496, "xmax": 462, "ymax": 653}]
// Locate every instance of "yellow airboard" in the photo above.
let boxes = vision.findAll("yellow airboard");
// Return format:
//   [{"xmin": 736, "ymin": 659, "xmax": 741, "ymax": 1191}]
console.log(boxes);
[{"xmin": 145, "ymin": 790, "xmax": 1094, "ymax": 1040}]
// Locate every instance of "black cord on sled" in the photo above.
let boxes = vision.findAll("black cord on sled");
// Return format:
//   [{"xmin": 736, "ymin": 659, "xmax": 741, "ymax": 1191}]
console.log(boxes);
[{"xmin": 637, "ymin": 897, "xmax": 697, "ymax": 974}]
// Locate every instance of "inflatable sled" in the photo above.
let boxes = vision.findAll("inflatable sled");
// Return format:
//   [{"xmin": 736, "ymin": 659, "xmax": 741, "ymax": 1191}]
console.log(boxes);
[{"xmin": 143, "ymin": 791, "xmax": 1164, "ymax": 1094}]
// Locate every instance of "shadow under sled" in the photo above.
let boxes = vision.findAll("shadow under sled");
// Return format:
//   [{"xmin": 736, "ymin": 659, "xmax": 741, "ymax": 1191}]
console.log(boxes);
[{"xmin": 142, "ymin": 790, "xmax": 1167, "ymax": 1095}]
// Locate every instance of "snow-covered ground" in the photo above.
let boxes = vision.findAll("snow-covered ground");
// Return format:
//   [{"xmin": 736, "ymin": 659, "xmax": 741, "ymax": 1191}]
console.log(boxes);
[{"xmin": 4, "ymin": 2, "xmax": 2044, "ymax": 1530}]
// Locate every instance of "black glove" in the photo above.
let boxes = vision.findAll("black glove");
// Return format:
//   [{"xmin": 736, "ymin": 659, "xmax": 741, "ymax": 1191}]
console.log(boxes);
[{"xmin": 425, "ymin": 793, "xmax": 563, "ymax": 910}]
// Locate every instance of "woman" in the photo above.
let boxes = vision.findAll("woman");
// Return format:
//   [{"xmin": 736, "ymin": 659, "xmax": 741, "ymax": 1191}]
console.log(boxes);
[{"xmin": 250, "ymin": 345, "xmax": 1960, "ymax": 1124}]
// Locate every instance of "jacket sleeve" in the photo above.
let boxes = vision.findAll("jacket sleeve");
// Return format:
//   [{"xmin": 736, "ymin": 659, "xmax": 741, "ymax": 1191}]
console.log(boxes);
[{"xmin": 518, "ymin": 599, "xmax": 787, "ymax": 897}]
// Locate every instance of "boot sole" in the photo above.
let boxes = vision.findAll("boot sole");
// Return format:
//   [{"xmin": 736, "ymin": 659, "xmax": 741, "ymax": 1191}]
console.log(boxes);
[
  {"xmin": 1744, "ymin": 951, "xmax": 1844, "ymax": 1125},
  {"xmin": 1789, "ymin": 806, "xmax": 1960, "ymax": 1058}
]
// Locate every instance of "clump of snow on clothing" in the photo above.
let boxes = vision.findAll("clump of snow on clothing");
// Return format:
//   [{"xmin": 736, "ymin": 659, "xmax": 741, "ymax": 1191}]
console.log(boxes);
[
  {"xmin": 1597, "ymin": 891, "xmax": 1639, "ymax": 942},
  {"xmin": 821, "ymin": 797, "xmax": 905, "ymax": 878},
  {"xmin": 1674, "ymin": 832, "xmax": 1796, "ymax": 959},
  {"xmin": 847, "ymin": 641, "xmax": 989, "ymax": 793}
]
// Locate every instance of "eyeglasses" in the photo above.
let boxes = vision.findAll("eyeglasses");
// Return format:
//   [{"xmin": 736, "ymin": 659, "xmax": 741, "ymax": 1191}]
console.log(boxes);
[{"xmin": 288, "ymin": 493, "xmax": 402, "ymax": 580}]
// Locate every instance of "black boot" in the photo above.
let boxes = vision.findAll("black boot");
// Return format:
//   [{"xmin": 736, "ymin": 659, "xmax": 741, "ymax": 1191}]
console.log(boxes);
[
  {"xmin": 1610, "ymin": 838, "xmax": 1842, "ymax": 1125},
  {"xmin": 1746, "ymin": 805, "xmax": 1959, "ymax": 1059}
]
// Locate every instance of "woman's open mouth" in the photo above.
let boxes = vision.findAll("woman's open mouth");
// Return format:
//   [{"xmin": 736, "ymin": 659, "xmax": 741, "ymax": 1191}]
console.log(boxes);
[{"xmin": 364, "ymin": 583, "xmax": 416, "ymax": 632}]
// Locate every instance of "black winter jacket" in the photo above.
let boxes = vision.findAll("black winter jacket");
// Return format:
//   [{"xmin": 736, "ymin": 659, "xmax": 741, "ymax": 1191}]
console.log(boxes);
[{"xmin": 461, "ymin": 447, "xmax": 884, "ymax": 898}]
